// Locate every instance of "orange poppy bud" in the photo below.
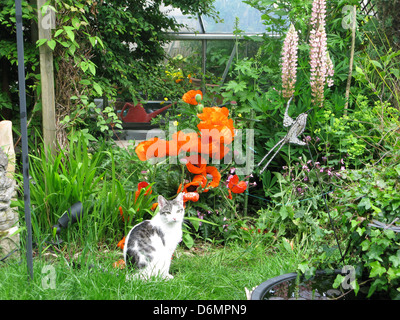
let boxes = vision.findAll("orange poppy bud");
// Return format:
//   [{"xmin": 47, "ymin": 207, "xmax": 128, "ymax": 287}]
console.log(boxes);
[{"xmin": 182, "ymin": 90, "xmax": 203, "ymax": 105}]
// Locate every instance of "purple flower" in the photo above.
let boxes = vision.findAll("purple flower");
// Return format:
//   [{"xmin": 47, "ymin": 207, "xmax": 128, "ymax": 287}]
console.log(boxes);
[
  {"xmin": 302, "ymin": 165, "xmax": 310, "ymax": 172},
  {"xmin": 197, "ymin": 210, "xmax": 204, "ymax": 226}
]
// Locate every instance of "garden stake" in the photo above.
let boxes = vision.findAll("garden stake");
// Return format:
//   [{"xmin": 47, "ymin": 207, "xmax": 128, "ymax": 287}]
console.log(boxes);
[
  {"xmin": 15, "ymin": 0, "xmax": 34, "ymax": 280},
  {"xmin": 256, "ymin": 96, "xmax": 310, "ymax": 174}
]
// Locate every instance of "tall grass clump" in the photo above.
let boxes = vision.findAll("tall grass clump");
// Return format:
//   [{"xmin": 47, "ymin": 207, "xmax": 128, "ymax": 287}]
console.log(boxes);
[{"xmin": 15, "ymin": 132, "xmax": 151, "ymax": 250}]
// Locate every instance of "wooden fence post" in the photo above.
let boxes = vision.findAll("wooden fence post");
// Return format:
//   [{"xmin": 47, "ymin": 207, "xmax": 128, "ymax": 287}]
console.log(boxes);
[{"xmin": 37, "ymin": 0, "xmax": 57, "ymax": 155}]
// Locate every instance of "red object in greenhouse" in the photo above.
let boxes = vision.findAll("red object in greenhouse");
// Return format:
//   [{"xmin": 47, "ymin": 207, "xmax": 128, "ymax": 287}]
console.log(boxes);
[{"xmin": 119, "ymin": 102, "xmax": 175, "ymax": 123}]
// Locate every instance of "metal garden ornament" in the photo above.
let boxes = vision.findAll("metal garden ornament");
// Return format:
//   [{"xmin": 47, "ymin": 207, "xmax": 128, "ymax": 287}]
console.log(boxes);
[{"xmin": 257, "ymin": 96, "xmax": 310, "ymax": 174}]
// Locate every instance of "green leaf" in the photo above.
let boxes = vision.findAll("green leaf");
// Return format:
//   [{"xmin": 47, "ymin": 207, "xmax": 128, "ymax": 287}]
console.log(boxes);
[
  {"xmin": 358, "ymin": 197, "xmax": 371, "ymax": 210},
  {"xmin": 182, "ymin": 232, "xmax": 194, "ymax": 249},
  {"xmin": 279, "ymin": 206, "xmax": 288, "ymax": 220},
  {"xmin": 369, "ymin": 261, "xmax": 386, "ymax": 278},
  {"xmin": 63, "ymin": 26, "xmax": 75, "ymax": 42},
  {"xmin": 47, "ymin": 39, "xmax": 56, "ymax": 50},
  {"xmin": 88, "ymin": 62, "xmax": 96, "ymax": 76},
  {"xmin": 36, "ymin": 38, "xmax": 48, "ymax": 47},
  {"xmin": 68, "ymin": 44, "xmax": 77, "ymax": 56},
  {"xmin": 54, "ymin": 29, "xmax": 64, "ymax": 37},
  {"xmin": 185, "ymin": 216, "xmax": 218, "ymax": 226},
  {"xmin": 387, "ymin": 267, "xmax": 400, "ymax": 282},
  {"xmin": 281, "ymin": 237, "xmax": 293, "ymax": 253},
  {"xmin": 332, "ymin": 274, "xmax": 345, "ymax": 289},
  {"xmin": 355, "ymin": 66, "xmax": 365, "ymax": 76},
  {"xmin": 389, "ymin": 250, "xmax": 400, "ymax": 268},
  {"xmin": 93, "ymin": 82, "xmax": 103, "ymax": 96},
  {"xmin": 224, "ymin": 80, "xmax": 247, "ymax": 93},
  {"xmin": 89, "ymin": 36, "xmax": 97, "ymax": 47},
  {"xmin": 370, "ymin": 60, "xmax": 383, "ymax": 69},
  {"xmin": 80, "ymin": 61, "xmax": 88, "ymax": 72}
]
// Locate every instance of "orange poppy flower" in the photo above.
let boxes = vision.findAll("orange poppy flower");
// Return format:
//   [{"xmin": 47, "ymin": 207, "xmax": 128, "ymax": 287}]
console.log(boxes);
[
  {"xmin": 135, "ymin": 181, "xmax": 152, "ymax": 202},
  {"xmin": 204, "ymin": 166, "xmax": 221, "ymax": 192},
  {"xmin": 167, "ymin": 131, "xmax": 195, "ymax": 156},
  {"xmin": 147, "ymin": 138, "xmax": 168, "ymax": 158},
  {"xmin": 113, "ymin": 259, "xmax": 126, "ymax": 269},
  {"xmin": 166, "ymin": 139, "xmax": 180, "ymax": 156},
  {"xmin": 197, "ymin": 136, "xmax": 220, "ymax": 156},
  {"xmin": 151, "ymin": 202, "xmax": 158, "ymax": 211},
  {"xmin": 178, "ymin": 174, "xmax": 207, "ymax": 193},
  {"xmin": 211, "ymin": 143, "xmax": 231, "ymax": 160},
  {"xmin": 228, "ymin": 174, "xmax": 247, "ymax": 194},
  {"xmin": 197, "ymin": 106, "xmax": 229, "ymax": 122},
  {"xmin": 232, "ymin": 180, "xmax": 247, "ymax": 193},
  {"xmin": 197, "ymin": 107, "xmax": 234, "ymax": 145},
  {"xmin": 176, "ymin": 132, "xmax": 202, "ymax": 154},
  {"xmin": 183, "ymin": 192, "xmax": 200, "ymax": 202},
  {"xmin": 186, "ymin": 154, "xmax": 207, "ymax": 174},
  {"xmin": 119, "ymin": 206, "xmax": 129, "ymax": 222},
  {"xmin": 182, "ymin": 90, "xmax": 203, "ymax": 105},
  {"xmin": 135, "ymin": 137, "xmax": 168, "ymax": 160},
  {"xmin": 135, "ymin": 138, "xmax": 158, "ymax": 161},
  {"xmin": 117, "ymin": 237, "xmax": 125, "ymax": 250}
]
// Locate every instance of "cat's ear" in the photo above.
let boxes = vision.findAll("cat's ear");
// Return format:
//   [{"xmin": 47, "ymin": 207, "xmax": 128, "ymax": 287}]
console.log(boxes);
[
  {"xmin": 175, "ymin": 192, "xmax": 184, "ymax": 204},
  {"xmin": 158, "ymin": 195, "xmax": 167, "ymax": 208}
]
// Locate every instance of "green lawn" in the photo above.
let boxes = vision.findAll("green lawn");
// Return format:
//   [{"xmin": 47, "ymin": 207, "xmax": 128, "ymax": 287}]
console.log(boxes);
[{"xmin": 0, "ymin": 242, "xmax": 302, "ymax": 300}]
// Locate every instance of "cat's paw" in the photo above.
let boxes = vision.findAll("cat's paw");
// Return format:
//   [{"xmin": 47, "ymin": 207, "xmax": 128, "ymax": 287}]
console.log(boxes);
[{"xmin": 165, "ymin": 274, "xmax": 174, "ymax": 280}]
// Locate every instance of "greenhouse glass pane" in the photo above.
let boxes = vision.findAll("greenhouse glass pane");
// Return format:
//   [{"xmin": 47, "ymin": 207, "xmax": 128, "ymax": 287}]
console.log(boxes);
[
  {"xmin": 162, "ymin": 0, "xmax": 265, "ymax": 34},
  {"xmin": 160, "ymin": 5, "xmax": 202, "ymax": 33},
  {"xmin": 203, "ymin": 0, "xmax": 265, "ymax": 33}
]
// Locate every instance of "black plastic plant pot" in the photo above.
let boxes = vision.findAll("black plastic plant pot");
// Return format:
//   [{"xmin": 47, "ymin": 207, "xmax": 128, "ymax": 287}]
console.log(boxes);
[{"xmin": 251, "ymin": 269, "xmax": 355, "ymax": 300}]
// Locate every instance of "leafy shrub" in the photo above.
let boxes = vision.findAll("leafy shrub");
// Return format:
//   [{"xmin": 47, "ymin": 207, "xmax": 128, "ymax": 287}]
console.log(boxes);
[
  {"xmin": 334, "ymin": 163, "xmax": 400, "ymax": 298},
  {"xmin": 314, "ymin": 95, "xmax": 399, "ymax": 168}
]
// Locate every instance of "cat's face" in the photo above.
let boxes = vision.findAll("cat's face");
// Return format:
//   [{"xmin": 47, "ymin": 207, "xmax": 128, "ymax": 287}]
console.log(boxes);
[{"xmin": 157, "ymin": 193, "xmax": 184, "ymax": 224}]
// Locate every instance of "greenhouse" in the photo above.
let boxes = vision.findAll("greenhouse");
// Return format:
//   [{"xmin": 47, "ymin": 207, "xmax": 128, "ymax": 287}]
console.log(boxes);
[{"xmin": 0, "ymin": 0, "xmax": 399, "ymax": 303}]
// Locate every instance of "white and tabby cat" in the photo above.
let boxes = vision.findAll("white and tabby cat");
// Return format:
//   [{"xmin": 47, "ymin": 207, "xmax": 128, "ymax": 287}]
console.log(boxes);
[{"xmin": 123, "ymin": 193, "xmax": 184, "ymax": 280}]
